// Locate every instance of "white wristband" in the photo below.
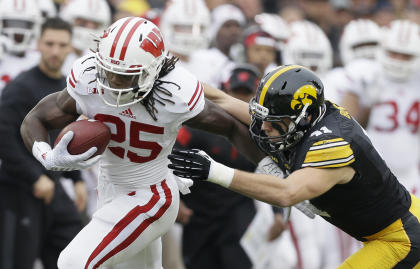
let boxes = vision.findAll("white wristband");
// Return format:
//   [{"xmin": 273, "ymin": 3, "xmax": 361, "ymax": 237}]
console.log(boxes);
[
  {"xmin": 208, "ymin": 161, "xmax": 235, "ymax": 188},
  {"xmin": 32, "ymin": 141, "xmax": 52, "ymax": 162}
]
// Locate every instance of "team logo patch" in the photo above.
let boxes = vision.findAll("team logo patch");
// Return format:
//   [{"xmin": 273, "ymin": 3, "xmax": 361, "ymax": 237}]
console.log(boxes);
[{"xmin": 290, "ymin": 85, "xmax": 317, "ymax": 111}]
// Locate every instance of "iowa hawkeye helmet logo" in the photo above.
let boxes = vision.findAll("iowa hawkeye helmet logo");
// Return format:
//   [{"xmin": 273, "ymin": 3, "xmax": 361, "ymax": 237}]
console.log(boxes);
[{"xmin": 290, "ymin": 85, "xmax": 318, "ymax": 111}]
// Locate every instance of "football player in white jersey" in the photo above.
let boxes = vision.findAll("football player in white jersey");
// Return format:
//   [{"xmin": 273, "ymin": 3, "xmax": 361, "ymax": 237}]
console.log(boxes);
[
  {"xmin": 333, "ymin": 19, "xmax": 382, "ymax": 112},
  {"xmin": 21, "ymin": 17, "xmax": 260, "ymax": 269},
  {"xmin": 345, "ymin": 20, "xmax": 420, "ymax": 197},
  {"xmin": 59, "ymin": 0, "xmax": 111, "ymax": 75},
  {"xmin": 0, "ymin": 0, "xmax": 41, "ymax": 93},
  {"xmin": 160, "ymin": 0, "xmax": 210, "ymax": 68}
]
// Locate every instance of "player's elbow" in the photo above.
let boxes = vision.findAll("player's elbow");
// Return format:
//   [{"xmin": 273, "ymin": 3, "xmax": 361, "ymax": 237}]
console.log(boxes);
[{"xmin": 274, "ymin": 186, "xmax": 299, "ymax": 207}]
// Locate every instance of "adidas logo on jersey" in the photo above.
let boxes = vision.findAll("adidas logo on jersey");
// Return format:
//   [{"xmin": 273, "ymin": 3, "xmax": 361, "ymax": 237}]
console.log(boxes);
[{"xmin": 119, "ymin": 108, "xmax": 136, "ymax": 119}]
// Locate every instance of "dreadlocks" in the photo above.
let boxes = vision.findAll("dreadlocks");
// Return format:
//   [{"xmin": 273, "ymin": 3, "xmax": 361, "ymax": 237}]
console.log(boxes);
[{"xmin": 141, "ymin": 55, "xmax": 180, "ymax": 121}]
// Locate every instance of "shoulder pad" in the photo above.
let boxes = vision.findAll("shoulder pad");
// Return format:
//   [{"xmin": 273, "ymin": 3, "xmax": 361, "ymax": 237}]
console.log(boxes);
[
  {"xmin": 163, "ymin": 65, "xmax": 204, "ymax": 114},
  {"xmin": 302, "ymin": 135, "xmax": 355, "ymax": 169},
  {"xmin": 66, "ymin": 53, "xmax": 96, "ymax": 96}
]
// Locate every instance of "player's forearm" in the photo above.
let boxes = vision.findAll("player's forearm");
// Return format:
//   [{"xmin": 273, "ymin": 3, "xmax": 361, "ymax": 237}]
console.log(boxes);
[
  {"xmin": 203, "ymin": 83, "xmax": 251, "ymax": 125},
  {"xmin": 228, "ymin": 120, "xmax": 264, "ymax": 163},
  {"xmin": 21, "ymin": 109, "xmax": 49, "ymax": 152},
  {"xmin": 229, "ymin": 170, "xmax": 293, "ymax": 207}
]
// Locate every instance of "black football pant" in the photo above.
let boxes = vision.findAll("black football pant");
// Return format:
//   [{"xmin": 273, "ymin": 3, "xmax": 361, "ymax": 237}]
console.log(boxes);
[{"xmin": 0, "ymin": 182, "xmax": 83, "ymax": 269}]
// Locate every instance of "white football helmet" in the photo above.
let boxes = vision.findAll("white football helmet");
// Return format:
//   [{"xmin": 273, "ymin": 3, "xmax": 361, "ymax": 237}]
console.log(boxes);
[
  {"xmin": 36, "ymin": 0, "xmax": 57, "ymax": 21},
  {"xmin": 160, "ymin": 0, "xmax": 210, "ymax": 56},
  {"xmin": 379, "ymin": 20, "xmax": 420, "ymax": 81},
  {"xmin": 95, "ymin": 17, "xmax": 167, "ymax": 107},
  {"xmin": 60, "ymin": 0, "xmax": 111, "ymax": 52},
  {"xmin": 340, "ymin": 19, "xmax": 381, "ymax": 65},
  {"xmin": 282, "ymin": 20, "xmax": 333, "ymax": 75},
  {"xmin": 254, "ymin": 13, "xmax": 290, "ymax": 50},
  {"xmin": 0, "ymin": 0, "xmax": 41, "ymax": 54}
]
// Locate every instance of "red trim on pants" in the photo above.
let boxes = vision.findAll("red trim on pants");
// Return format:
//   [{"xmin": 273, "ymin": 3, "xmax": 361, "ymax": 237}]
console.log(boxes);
[{"xmin": 84, "ymin": 180, "xmax": 172, "ymax": 269}]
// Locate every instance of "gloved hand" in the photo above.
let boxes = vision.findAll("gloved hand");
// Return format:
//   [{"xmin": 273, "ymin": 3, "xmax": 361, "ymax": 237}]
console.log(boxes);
[
  {"xmin": 168, "ymin": 149, "xmax": 234, "ymax": 187},
  {"xmin": 32, "ymin": 131, "xmax": 101, "ymax": 171}
]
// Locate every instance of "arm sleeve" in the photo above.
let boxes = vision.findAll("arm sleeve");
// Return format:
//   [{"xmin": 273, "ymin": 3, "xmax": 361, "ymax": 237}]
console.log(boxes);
[{"xmin": 0, "ymin": 82, "xmax": 45, "ymax": 184}]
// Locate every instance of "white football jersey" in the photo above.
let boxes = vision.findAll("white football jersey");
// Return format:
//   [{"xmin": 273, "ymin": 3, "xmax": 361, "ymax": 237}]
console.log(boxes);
[
  {"xmin": 0, "ymin": 50, "xmax": 39, "ymax": 94},
  {"xmin": 342, "ymin": 58, "xmax": 381, "ymax": 107},
  {"xmin": 366, "ymin": 72, "xmax": 420, "ymax": 195},
  {"xmin": 322, "ymin": 67, "xmax": 349, "ymax": 105},
  {"xmin": 187, "ymin": 47, "xmax": 234, "ymax": 88},
  {"xmin": 67, "ymin": 54, "xmax": 205, "ymax": 188}
]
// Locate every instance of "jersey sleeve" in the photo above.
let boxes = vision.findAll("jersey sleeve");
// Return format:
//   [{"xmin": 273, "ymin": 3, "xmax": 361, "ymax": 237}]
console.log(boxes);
[
  {"xmin": 65, "ymin": 54, "xmax": 96, "ymax": 115},
  {"xmin": 301, "ymin": 137, "xmax": 355, "ymax": 169}
]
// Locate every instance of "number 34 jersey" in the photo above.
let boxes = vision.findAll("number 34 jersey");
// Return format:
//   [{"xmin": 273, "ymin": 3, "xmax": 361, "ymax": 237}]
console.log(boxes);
[
  {"xmin": 365, "ymin": 70, "xmax": 420, "ymax": 195},
  {"xmin": 66, "ymin": 54, "xmax": 205, "ymax": 188}
]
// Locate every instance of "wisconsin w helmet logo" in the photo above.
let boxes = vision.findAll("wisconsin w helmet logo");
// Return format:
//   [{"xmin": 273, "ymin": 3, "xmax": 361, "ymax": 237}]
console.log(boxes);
[{"xmin": 290, "ymin": 85, "xmax": 317, "ymax": 110}]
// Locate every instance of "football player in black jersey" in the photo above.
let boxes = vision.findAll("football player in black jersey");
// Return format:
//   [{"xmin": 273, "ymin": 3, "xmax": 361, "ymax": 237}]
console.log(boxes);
[{"xmin": 168, "ymin": 65, "xmax": 420, "ymax": 268}]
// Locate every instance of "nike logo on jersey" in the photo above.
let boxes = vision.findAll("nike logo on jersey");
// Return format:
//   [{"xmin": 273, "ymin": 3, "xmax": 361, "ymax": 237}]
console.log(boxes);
[{"xmin": 119, "ymin": 108, "xmax": 136, "ymax": 119}]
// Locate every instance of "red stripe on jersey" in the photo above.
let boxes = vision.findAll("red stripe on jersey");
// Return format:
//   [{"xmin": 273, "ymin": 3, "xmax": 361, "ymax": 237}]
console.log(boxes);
[
  {"xmin": 188, "ymin": 81, "xmax": 200, "ymax": 106},
  {"xmin": 92, "ymin": 180, "xmax": 172, "ymax": 269},
  {"xmin": 71, "ymin": 69, "xmax": 77, "ymax": 83},
  {"xmin": 119, "ymin": 18, "xmax": 145, "ymax": 60},
  {"xmin": 189, "ymin": 83, "xmax": 203, "ymax": 111},
  {"xmin": 69, "ymin": 78, "xmax": 75, "ymax": 88},
  {"xmin": 110, "ymin": 17, "xmax": 133, "ymax": 58},
  {"xmin": 84, "ymin": 183, "xmax": 161, "ymax": 269}
]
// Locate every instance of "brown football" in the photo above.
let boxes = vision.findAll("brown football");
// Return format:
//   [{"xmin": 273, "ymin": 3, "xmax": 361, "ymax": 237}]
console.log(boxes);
[{"xmin": 54, "ymin": 119, "xmax": 111, "ymax": 157}]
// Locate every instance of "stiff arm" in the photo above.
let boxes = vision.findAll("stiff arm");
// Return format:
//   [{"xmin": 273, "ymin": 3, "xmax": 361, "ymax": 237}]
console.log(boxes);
[
  {"xmin": 203, "ymin": 83, "xmax": 251, "ymax": 126},
  {"xmin": 185, "ymin": 97, "xmax": 264, "ymax": 164}
]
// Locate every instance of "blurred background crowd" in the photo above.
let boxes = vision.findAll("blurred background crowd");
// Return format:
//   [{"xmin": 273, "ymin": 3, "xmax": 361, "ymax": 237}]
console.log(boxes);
[{"xmin": 1, "ymin": 0, "xmax": 420, "ymax": 269}]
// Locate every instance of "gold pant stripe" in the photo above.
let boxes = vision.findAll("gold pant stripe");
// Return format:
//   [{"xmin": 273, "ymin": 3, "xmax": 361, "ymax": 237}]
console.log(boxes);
[{"xmin": 338, "ymin": 195, "xmax": 420, "ymax": 269}]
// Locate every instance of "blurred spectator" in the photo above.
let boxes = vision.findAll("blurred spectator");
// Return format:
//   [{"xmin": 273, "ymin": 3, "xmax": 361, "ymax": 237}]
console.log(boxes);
[
  {"xmin": 0, "ymin": 18, "xmax": 85, "ymax": 269},
  {"xmin": 189, "ymin": 4, "xmax": 246, "ymax": 88},
  {"xmin": 243, "ymin": 26, "xmax": 277, "ymax": 74},
  {"xmin": 233, "ymin": 0, "xmax": 263, "ymax": 22},
  {"xmin": 0, "ymin": 0, "xmax": 41, "ymax": 93},
  {"xmin": 205, "ymin": 0, "xmax": 230, "ymax": 10},
  {"xmin": 160, "ymin": 0, "xmax": 211, "ymax": 63},
  {"xmin": 115, "ymin": 0, "xmax": 150, "ymax": 18},
  {"xmin": 279, "ymin": 5, "xmax": 305, "ymax": 23},
  {"xmin": 59, "ymin": 0, "xmax": 111, "ymax": 55},
  {"xmin": 254, "ymin": 13, "xmax": 290, "ymax": 65},
  {"xmin": 222, "ymin": 63, "xmax": 261, "ymax": 101},
  {"xmin": 59, "ymin": 0, "xmax": 111, "ymax": 74},
  {"xmin": 37, "ymin": 0, "xmax": 58, "ymax": 22}
]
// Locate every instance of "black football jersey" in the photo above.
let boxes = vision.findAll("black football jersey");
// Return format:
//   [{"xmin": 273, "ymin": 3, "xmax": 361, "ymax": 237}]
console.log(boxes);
[{"xmin": 280, "ymin": 101, "xmax": 411, "ymax": 240}]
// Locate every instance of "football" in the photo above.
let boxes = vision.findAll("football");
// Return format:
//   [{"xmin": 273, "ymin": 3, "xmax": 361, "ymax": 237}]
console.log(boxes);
[{"xmin": 54, "ymin": 119, "xmax": 111, "ymax": 157}]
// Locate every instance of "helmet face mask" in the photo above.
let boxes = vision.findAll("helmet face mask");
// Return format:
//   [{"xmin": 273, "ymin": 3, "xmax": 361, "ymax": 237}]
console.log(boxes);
[
  {"xmin": 378, "ymin": 20, "xmax": 420, "ymax": 81},
  {"xmin": 340, "ymin": 19, "xmax": 381, "ymax": 65},
  {"xmin": 249, "ymin": 65, "xmax": 325, "ymax": 154},
  {"xmin": 0, "ymin": 0, "xmax": 41, "ymax": 54},
  {"xmin": 160, "ymin": 0, "xmax": 210, "ymax": 56}
]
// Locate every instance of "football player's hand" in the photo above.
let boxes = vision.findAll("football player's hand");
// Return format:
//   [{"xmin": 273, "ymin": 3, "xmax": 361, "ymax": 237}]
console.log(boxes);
[
  {"xmin": 168, "ymin": 149, "xmax": 235, "ymax": 187},
  {"xmin": 32, "ymin": 131, "xmax": 101, "ymax": 171},
  {"xmin": 268, "ymin": 213, "xmax": 287, "ymax": 241},
  {"xmin": 33, "ymin": 174, "xmax": 55, "ymax": 204}
]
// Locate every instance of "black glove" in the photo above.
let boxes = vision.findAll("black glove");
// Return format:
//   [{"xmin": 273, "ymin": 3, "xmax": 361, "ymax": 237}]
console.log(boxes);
[{"xmin": 168, "ymin": 149, "xmax": 211, "ymax": 180}]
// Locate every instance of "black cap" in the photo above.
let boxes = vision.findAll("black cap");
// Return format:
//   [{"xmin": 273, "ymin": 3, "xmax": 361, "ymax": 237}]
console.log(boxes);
[{"xmin": 224, "ymin": 64, "xmax": 261, "ymax": 93}]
